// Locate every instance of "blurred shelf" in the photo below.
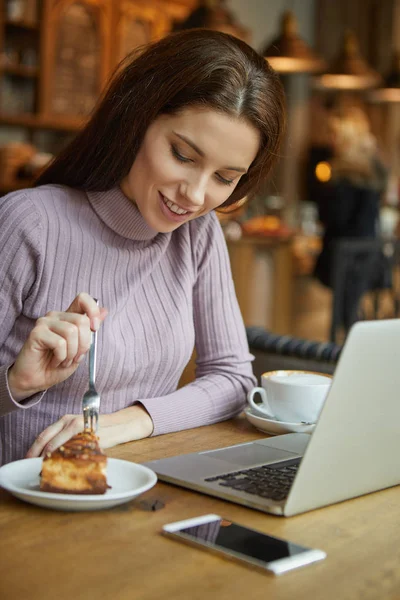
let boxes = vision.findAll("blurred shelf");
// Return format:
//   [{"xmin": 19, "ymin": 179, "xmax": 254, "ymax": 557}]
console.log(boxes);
[
  {"xmin": 0, "ymin": 113, "xmax": 85, "ymax": 131},
  {"xmin": 1, "ymin": 64, "xmax": 39, "ymax": 78},
  {"xmin": 5, "ymin": 19, "xmax": 38, "ymax": 31}
]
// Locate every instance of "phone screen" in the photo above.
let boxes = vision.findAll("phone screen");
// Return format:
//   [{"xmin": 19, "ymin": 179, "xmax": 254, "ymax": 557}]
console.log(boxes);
[{"xmin": 174, "ymin": 517, "xmax": 311, "ymax": 563}]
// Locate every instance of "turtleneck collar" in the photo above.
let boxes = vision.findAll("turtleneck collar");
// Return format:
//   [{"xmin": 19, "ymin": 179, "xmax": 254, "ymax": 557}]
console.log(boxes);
[{"xmin": 86, "ymin": 187, "xmax": 159, "ymax": 241}]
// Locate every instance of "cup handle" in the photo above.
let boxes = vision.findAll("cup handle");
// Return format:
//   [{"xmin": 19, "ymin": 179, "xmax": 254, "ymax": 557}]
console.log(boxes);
[{"xmin": 247, "ymin": 387, "xmax": 274, "ymax": 416}]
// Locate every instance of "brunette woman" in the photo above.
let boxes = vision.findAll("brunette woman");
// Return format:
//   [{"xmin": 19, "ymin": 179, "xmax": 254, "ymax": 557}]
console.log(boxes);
[{"xmin": 0, "ymin": 29, "xmax": 285, "ymax": 464}]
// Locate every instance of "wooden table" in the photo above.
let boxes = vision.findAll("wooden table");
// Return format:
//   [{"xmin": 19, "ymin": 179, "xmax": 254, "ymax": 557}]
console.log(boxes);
[{"xmin": 1, "ymin": 417, "xmax": 400, "ymax": 600}]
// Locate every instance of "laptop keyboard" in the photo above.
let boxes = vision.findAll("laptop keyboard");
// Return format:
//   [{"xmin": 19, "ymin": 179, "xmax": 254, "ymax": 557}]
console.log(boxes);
[{"xmin": 204, "ymin": 458, "xmax": 301, "ymax": 502}]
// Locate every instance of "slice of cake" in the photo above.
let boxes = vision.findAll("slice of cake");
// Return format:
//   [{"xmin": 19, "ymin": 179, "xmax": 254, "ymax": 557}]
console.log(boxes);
[{"xmin": 40, "ymin": 431, "xmax": 109, "ymax": 494}]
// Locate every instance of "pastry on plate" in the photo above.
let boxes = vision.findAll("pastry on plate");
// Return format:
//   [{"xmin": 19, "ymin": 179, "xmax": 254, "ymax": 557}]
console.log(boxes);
[{"xmin": 40, "ymin": 431, "xmax": 109, "ymax": 494}]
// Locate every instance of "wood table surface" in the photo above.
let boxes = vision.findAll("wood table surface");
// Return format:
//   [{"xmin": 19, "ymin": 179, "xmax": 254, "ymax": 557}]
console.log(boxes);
[{"xmin": 1, "ymin": 415, "xmax": 400, "ymax": 600}]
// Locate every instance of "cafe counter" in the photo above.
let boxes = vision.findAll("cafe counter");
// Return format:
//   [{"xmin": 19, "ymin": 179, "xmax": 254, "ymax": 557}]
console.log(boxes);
[{"xmin": 226, "ymin": 234, "xmax": 294, "ymax": 335}]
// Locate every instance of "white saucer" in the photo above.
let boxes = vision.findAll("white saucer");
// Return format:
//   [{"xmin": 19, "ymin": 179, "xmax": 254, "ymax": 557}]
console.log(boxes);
[
  {"xmin": 0, "ymin": 457, "xmax": 157, "ymax": 511},
  {"xmin": 244, "ymin": 407, "xmax": 316, "ymax": 435}
]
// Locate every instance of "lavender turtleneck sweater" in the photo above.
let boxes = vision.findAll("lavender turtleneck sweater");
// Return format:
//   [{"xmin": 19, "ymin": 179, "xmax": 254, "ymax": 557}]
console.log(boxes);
[{"xmin": 0, "ymin": 185, "xmax": 256, "ymax": 464}]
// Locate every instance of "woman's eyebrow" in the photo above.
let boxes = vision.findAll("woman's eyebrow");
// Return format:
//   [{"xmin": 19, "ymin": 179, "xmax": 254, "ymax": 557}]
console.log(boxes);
[
  {"xmin": 174, "ymin": 132, "xmax": 248, "ymax": 173},
  {"xmin": 175, "ymin": 133, "xmax": 204, "ymax": 157}
]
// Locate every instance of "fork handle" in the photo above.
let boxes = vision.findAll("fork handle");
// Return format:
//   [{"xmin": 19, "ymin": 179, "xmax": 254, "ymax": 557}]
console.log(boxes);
[{"xmin": 89, "ymin": 298, "xmax": 99, "ymax": 387}]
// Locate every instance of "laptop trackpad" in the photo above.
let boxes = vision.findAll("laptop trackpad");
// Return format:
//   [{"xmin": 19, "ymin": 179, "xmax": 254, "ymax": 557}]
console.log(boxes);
[{"xmin": 203, "ymin": 444, "xmax": 299, "ymax": 467}]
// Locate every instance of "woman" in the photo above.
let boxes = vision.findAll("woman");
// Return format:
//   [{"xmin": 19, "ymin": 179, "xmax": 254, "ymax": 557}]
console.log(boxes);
[
  {"xmin": 0, "ymin": 29, "xmax": 285, "ymax": 464},
  {"xmin": 312, "ymin": 105, "xmax": 387, "ymax": 288},
  {"xmin": 308, "ymin": 104, "xmax": 388, "ymax": 334}
]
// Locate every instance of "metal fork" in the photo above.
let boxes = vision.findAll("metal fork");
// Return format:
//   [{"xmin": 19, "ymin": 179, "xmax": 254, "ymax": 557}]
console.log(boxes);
[{"xmin": 82, "ymin": 299, "xmax": 100, "ymax": 433}]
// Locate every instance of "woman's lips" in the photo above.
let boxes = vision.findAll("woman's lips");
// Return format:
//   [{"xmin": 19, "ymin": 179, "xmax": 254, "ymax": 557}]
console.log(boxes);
[{"xmin": 159, "ymin": 193, "xmax": 193, "ymax": 223}]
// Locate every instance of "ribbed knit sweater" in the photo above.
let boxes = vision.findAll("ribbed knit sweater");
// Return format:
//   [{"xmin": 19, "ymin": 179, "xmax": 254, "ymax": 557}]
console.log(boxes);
[{"xmin": 0, "ymin": 185, "xmax": 256, "ymax": 464}]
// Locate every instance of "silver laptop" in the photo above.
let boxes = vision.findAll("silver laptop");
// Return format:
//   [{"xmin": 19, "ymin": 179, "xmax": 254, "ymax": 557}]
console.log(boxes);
[{"xmin": 143, "ymin": 319, "xmax": 400, "ymax": 516}]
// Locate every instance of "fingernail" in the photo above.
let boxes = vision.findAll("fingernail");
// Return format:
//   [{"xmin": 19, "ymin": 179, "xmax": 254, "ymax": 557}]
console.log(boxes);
[
  {"xmin": 92, "ymin": 318, "xmax": 100, "ymax": 331},
  {"xmin": 76, "ymin": 355, "xmax": 85, "ymax": 363}
]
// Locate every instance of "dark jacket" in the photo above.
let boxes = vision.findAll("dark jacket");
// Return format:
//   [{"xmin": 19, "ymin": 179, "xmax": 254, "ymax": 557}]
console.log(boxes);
[{"xmin": 314, "ymin": 181, "xmax": 380, "ymax": 287}]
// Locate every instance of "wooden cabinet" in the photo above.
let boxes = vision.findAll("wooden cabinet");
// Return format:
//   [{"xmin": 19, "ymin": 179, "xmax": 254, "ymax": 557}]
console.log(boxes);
[
  {"xmin": 112, "ymin": 0, "xmax": 168, "ymax": 66},
  {"xmin": 40, "ymin": 0, "xmax": 113, "ymax": 121},
  {"xmin": 0, "ymin": 0, "xmax": 85, "ymax": 129},
  {"xmin": 0, "ymin": 0, "xmax": 114, "ymax": 125},
  {"xmin": 111, "ymin": 0, "xmax": 197, "ymax": 67},
  {"xmin": 0, "ymin": 0, "xmax": 195, "ymax": 193},
  {"xmin": 0, "ymin": 1, "xmax": 41, "ymax": 115},
  {"xmin": 0, "ymin": 0, "xmax": 195, "ymax": 126}
]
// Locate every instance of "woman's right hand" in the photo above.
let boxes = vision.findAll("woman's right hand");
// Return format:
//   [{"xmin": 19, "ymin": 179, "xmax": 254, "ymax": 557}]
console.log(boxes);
[{"xmin": 7, "ymin": 293, "xmax": 108, "ymax": 402}]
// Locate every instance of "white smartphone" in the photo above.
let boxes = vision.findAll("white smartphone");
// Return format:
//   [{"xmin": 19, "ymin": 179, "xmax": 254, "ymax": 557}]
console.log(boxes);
[{"xmin": 162, "ymin": 514, "xmax": 326, "ymax": 576}]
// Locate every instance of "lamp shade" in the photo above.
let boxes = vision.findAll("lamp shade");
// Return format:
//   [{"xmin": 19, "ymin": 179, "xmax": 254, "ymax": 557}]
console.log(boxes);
[
  {"xmin": 368, "ymin": 52, "xmax": 400, "ymax": 103},
  {"xmin": 315, "ymin": 30, "xmax": 382, "ymax": 90},
  {"xmin": 173, "ymin": 0, "xmax": 250, "ymax": 43},
  {"xmin": 262, "ymin": 10, "xmax": 326, "ymax": 74}
]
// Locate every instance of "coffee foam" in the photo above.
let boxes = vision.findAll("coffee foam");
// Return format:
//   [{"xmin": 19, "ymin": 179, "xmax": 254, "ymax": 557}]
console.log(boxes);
[{"xmin": 269, "ymin": 373, "xmax": 331, "ymax": 386}]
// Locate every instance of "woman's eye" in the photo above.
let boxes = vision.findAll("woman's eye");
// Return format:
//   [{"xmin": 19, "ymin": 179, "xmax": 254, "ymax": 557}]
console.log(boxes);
[
  {"xmin": 216, "ymin": 174, "xmax": 235, "ymax": 186},
  {"xmin": 171, "ymin": 145, "xmax": 192, "ymax": 163},
  {"xmin": 171, "ymin": 143, "xmax": 235, "ymax": 186}
]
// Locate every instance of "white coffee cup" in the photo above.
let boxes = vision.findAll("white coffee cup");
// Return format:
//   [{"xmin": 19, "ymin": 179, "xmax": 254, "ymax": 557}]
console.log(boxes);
[{"xmin": 247, "ymin": 370, "xmax": 332, "ymax": 424}]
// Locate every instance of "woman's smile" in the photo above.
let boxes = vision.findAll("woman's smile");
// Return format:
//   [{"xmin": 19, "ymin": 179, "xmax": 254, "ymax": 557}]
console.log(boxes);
[{"xmin": 159, "ymin": 192, "xmax": 193, "ymax": 223}]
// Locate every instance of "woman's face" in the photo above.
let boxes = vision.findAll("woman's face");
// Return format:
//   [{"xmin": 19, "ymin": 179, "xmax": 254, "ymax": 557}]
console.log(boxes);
[{"xmin": 120, "ymin": 107, "xmax": 260, "ymax": 233}]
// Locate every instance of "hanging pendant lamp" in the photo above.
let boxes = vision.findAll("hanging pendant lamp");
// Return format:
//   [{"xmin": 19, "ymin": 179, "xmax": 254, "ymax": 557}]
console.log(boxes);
[
  {"xmin": 315, "ymin": 30, "xmax": 382, "ymax": 90},
  {"xmin": 173, "ymin": 0, "xmax": 250, "ymax": 43},
  {"xmin": 262, "ymin": 10, "xmax": 326, "ymax": 74},
  {"xmin": 368, "ymin": 51, "xmax": 400, "ymax": 103}
]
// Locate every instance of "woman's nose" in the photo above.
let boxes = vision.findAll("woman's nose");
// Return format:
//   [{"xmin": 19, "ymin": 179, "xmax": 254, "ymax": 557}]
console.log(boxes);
[{"xmin": 179, "ymin": 175, "xmax": 207, "ymax": 208}]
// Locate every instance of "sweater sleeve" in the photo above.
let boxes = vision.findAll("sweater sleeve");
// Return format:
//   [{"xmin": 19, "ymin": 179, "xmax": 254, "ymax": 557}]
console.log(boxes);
[
  {"xmin": 139, "ymin": 213, "xmax": 256, "ymax": 435},
  {"xmin": 0, "ymin": 191, "xmax": 46, "ymax": 416}
]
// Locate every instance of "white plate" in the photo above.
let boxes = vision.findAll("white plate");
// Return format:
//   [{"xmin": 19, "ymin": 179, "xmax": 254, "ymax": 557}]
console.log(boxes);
[
  {"xmin": 0, "ymin": 457, "xmax": 157, "ymax": 511},
  {"xmin": 244, "ymin": 407, "xmax": 316, "ymax": 435}
]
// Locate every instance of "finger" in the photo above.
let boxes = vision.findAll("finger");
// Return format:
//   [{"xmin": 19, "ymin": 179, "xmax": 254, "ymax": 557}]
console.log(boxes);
[
  {"xmin": 39, "ymin": 313, "xmax": 92, "ymax": 364},
  {"xmin": 33, "ymin": 318, "xmax": 83, "ymax": 367},
  {"xmin": 29, "ymin": 325, "xmax": 69, "ymax": 367},
  {"xmin": 60, "ymin": 313, "xmax": 92, "ymax": 362},
  {"xmin": 40, "ymin": 417, "xmax": 83, "ymax": 457},
  {"xmin": 26, "ymin": 417, "xmax": 66, "ymax": 458},
  {"xmin": 65, "ymin": 293, "xmax": 107, "ymax": 331},
  {"xmin": 99, "ymin": 306, "xmax": 108, "ymax": 324},
  {"xmin": 26, "ymin": 416, "xmax": 83, "ymax": 458},
  {"xmin": 48, "ymin": 321, "xmax": 79, "ymax": 365}
]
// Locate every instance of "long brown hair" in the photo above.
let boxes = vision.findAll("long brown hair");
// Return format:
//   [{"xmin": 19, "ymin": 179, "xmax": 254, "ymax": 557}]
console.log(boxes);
[{"xmin": 36, "ymin": 29, "xmax": 285, "ymax": 207}]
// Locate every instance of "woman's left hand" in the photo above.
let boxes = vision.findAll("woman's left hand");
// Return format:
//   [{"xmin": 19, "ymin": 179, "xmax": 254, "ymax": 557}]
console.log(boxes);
[{"xmin": 26, "ymin": 405, "xmax": 154, "ymax": 458}]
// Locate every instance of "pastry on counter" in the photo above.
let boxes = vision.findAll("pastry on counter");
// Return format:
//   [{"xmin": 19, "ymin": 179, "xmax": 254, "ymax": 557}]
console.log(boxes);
[{"xmin": 241, "ymin": 215, "xmax": 292, "ymax": 237}]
